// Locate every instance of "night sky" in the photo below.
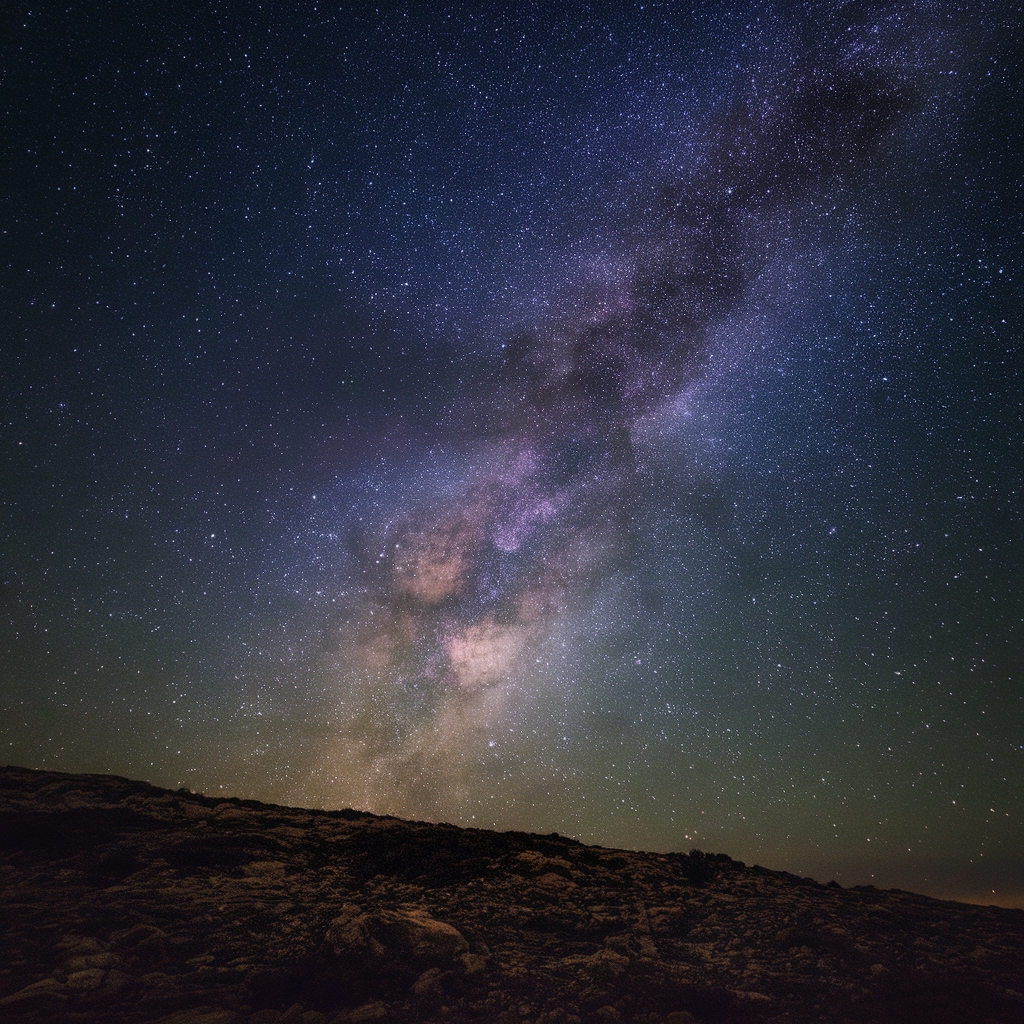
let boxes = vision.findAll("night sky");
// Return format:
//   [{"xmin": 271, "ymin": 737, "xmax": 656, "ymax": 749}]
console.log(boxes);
[{"xmin": 2, "ymin": 1, "xmax": 1022, "ymax": 907}]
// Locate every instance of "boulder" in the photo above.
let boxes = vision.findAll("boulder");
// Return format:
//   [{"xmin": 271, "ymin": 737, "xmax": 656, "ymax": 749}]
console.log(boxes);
[{"xmin": 327, "ymin": 904, "xmax": 468, "ymax": 964}]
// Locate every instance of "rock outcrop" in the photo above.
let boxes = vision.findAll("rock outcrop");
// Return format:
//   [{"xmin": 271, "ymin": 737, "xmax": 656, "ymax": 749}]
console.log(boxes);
[{"xmin": 1, "ymin": 765, "xmax": 1021, "ymax": 1023}]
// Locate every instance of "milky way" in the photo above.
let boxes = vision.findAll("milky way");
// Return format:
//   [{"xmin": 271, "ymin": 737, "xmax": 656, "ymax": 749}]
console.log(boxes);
[
  {"xmin": 2, "ymin": 1, "xmax": 1021, "ymax": 906},
  {"xmin": 313, "ymin": 53, "xmax": 914, "ymax": 815}
]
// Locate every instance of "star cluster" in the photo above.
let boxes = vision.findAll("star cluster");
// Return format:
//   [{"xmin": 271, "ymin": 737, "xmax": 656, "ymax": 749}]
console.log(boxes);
[{"xmin": 1, "ymin": 1, "xmax": 1021, "ymax": 906}]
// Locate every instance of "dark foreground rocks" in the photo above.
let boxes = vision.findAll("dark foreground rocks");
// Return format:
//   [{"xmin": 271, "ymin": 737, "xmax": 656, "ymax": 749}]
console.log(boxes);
[{"xmin": 1, "ymin": 766, "xmax": 1021, "ymax": 1024}]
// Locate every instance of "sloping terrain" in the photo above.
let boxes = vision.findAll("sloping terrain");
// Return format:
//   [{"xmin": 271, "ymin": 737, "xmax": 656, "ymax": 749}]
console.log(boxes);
[{"xmin": 1, "ymin": 765, "xmax": 1021, "ymax": 1024}]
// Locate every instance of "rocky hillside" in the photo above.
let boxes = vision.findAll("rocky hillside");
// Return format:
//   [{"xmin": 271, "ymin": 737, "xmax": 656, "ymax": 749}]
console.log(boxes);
[{"xmin": 1, "ymin": 765, "xmax": 1021, "ymax": 1024}]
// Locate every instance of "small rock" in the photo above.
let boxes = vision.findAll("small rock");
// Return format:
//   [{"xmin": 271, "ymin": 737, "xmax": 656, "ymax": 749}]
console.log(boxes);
[
  {"xmin": 733, "ymin": 989, "xmax": 771, "ymax": 1002},
  {"xmin": 67, "ymin": 950, "xmax": 119, "ymax": 970},
  {"xmin": 412, "ymin": 966, "xmax": 450, "ymax": 996},
  {"xmin": 594, "ymin": 1006, "xmax": 621, "ymax": 1023},
  {"xmin": 212, "ymin": 802, "xmax": 251, "ymax": 820},
  {"xmin": 58, "ymin": 935, "xmax": 106, "ymax": 953},
  {"xmin": 646, "ymin": 907, "xmax": 689, "ymax": 935},
  {"xmin": 514, "ymin": 851, "xmax": 574, "ymax": 877},
  {"xmin": 137, "ymin": 970, "xmax": 185, "ymax": 1006},
  {"xmin": 248, "ymin": 1011, "xmax": 282, "ymax": 1024},
  {"xmin": 111, "ymin": 923, "xmax": 167, "ymax": 947},
  {"xmin": 0, "ymin": 977, "xmax": 69, "ymax": 1007},
  {"xmin": 76, "ymin": 967, "xmax": 129, "ymax": 1005},
  {"xmin": 538, "ymin": 1010, "xmax": 575, "ymax": 1024},
  {"xmin": 577, "ymin": 948, "xmax": 628, "ymax": 982},
  {"xmin": 243, "ymin": 860, "xmax": 287, "ymax": 879},
  {"xmin": 346, "ymin": 1002, "xmax": 388, "ymax": 1022},
  {"xmin": 664, "ymin": 1013, "xmax": 697, "ymax": 1024},
  {"xmin": 65, "ymin": 967, "xmax": 106, "ymax": 991},
  {"xmin": 536, "ymin": 871, "xmax": 573, "ymax": 888},
  {"xmin": 459, "ymin": 951, "xmax": 487, "ymax": 974}
]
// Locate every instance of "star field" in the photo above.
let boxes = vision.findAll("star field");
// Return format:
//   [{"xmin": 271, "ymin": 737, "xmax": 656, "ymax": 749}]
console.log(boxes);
[{"xmin": 1, "ymin": 1, "xmax": 1021, "ymax": 907}]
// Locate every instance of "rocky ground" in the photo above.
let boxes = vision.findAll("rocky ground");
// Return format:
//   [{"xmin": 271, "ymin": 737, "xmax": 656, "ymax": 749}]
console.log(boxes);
[{"xmin": 1, "ymin": 766, "xmax": 1021, "ymax": 1024}]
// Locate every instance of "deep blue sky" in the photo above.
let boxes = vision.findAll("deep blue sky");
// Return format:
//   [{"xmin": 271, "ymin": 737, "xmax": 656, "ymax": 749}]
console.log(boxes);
[{"xmin": 2, "ymin": 0, "xmax": 1021, "ymax": 906}]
